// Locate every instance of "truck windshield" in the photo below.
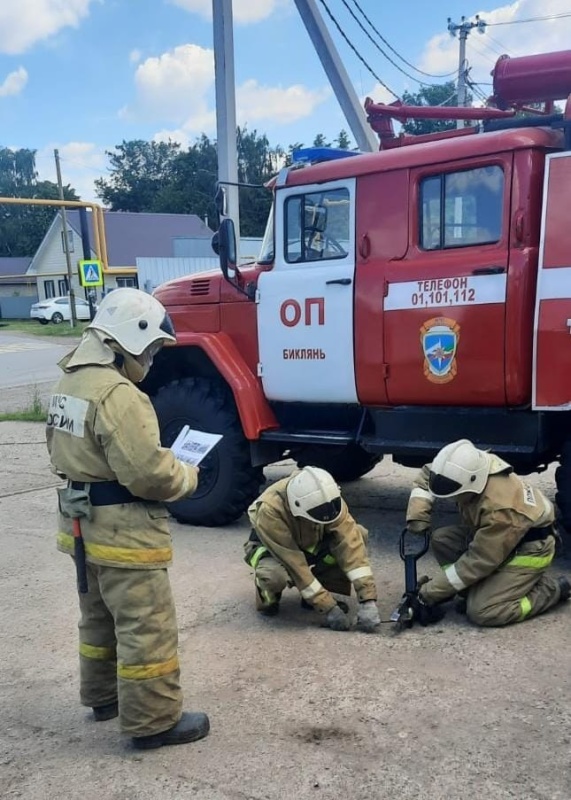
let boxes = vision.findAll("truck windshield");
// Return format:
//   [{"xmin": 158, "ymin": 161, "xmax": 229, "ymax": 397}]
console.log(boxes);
[{"xmin": 258, "ymin": 203, "xmax": 275, "ymax": 263}]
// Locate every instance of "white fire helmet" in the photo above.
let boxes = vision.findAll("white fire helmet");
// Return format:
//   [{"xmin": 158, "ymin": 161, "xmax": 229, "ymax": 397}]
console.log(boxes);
[
  {"xmin": 286, "ymin": 466, "xmax": 343, "ymax": 524},
  {"xmin": 88, "ymin": 288, "xmax": 176, "ymax": 356},
  {"xmin": 428, "ymin": 439, "xmax": 491, "ymax": 498}
]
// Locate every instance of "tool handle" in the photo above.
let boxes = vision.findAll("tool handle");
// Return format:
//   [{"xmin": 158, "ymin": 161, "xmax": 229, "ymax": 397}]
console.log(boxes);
[
  {"xmin": 404, "ymin": 555, "xmax": 418, "ymax": 594},
  {"xmin": 72, "ymin": 519, "xmax": 88, "ymax": 594}
]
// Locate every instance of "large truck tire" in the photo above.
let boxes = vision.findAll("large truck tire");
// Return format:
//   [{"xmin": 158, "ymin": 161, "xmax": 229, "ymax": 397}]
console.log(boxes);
[
  {"xmin": 152, "ymin": 377, "xmax": 263, "ymax": 527},
  {"xmin": 296, "ymin": 443, "xmax": 380, "ymax": 483},
  {"xmin": 555, "ymin": 441, "xmax": 571, "ymax": 534}
]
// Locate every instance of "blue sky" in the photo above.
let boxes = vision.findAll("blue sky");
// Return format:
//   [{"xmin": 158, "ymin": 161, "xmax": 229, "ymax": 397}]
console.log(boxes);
[{"xmin": 1, "ymin": 0, "xmax": 571, "ymax": 201}]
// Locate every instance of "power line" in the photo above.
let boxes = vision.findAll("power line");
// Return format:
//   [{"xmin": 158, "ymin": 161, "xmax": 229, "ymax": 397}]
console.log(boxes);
[
  {"xmin": 347, "ymin": 0, "xmax": 457, "ymax": 79},
  {"xmin": 485, "ymin": 32, "xmax": 511, "ymax": 54},
  {"xmin": 339, "ymin": 0, "xmax": 432, "ymax": 85},
  {"xmin": 317, "ymin": 0, "xmax": 400, "ymax": 99},
  {"xmin": 487, "ymin": 12, "xmax": 571, "ymax": 26}
]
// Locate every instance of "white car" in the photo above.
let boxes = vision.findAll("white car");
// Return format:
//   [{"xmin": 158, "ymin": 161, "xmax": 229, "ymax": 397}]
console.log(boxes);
[{"xmin": 30, "ymin": 296, "xmax": 96, "ymax": 325}]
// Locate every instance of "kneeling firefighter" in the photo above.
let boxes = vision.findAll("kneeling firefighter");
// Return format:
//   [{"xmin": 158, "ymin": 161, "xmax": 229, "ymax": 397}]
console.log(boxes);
[
  {"xmin": 245, "ymin": 467, "xmax": 381, "ymax": 632},
  {"xmin": 405, "ymin": 439, "xmax": 570, "ymax": 627},
  {"xmin": 46, "ymin": 288, "xmax": 209, "ymax": 750}
]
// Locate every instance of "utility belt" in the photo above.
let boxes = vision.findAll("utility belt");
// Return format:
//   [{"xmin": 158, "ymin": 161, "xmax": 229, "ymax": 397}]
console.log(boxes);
[
  {"xmin": 69, "ymin": 480, "xmax": 144, "ymax": 507},
  {"xmin": 520, "ymin": 525, "xmax": 555, "ymax": 545}
]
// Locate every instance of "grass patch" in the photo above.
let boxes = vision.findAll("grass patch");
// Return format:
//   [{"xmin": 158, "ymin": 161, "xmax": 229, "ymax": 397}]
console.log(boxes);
[
  {"xmin": 0, "ymin": 319, "xmax": 87, "ymax": 337},
  {"xmin": 0, "ymin": 386, "xmax": 46, "ymax": 422}
]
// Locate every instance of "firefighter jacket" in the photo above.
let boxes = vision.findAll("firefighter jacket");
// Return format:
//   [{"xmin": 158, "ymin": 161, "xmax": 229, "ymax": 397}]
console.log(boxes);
[
  {"xmin": 46, "ymin": 330, "xmax": 198, "ymax": 569},
  {"xmin": 247, "ymin": 477, "xmax": 377, "ymax": 612},
  {"xmin": 406, "ymin": 460, "xmax": 555, "ymax": 605}
]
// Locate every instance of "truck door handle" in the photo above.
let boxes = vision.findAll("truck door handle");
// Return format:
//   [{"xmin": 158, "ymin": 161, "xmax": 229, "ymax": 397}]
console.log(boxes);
[
  {"xmin": 326, "ymin": 278, "xmax": 352, "ymax": 286},
  {"xmin": 472, "ymin": 266, "xmax": 505, "ymax": 275}
]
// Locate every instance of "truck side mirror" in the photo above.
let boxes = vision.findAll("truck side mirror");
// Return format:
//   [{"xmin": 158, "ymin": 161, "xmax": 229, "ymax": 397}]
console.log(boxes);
[
  {"xmin": 214, "ymin": 184, "xmax": 227, "ymax": 222},
  {"xmin": 216, "ymin": 218, "xmax": 237, "ymax": 281}
]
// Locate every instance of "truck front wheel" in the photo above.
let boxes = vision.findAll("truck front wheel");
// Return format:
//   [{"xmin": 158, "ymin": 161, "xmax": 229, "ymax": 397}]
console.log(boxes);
[
  {"xmin": 152, "ymin": 377, "xmax": 263, "ymax": 527},
  {"xmin": 296, "ymin": 443, "xmax": 380, "ymax": 483}
]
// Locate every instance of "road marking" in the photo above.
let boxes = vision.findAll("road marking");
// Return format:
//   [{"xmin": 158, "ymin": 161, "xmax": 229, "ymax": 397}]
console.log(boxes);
[{"xmin": 0, "ymin": 342, "xmax": 55, "ymax": 354}]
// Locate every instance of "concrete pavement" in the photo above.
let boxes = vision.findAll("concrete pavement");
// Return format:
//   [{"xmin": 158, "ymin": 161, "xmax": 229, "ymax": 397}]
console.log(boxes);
[{"xmin": 1, "ymin": 421, "xmax": 570, "ymax": 800}]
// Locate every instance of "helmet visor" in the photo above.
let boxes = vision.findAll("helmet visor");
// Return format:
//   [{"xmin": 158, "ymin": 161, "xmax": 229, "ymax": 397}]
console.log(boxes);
[
  {"xmin": 306, "ymin": 496, "xmax": 342, "ymax": 523},
  {"xmin": 428, "ymin": 470, "xmax": 463, "ymax": 497},
  {"xmin": 160, "ymin": 312, "xmax": 176, "ymax": 338}
]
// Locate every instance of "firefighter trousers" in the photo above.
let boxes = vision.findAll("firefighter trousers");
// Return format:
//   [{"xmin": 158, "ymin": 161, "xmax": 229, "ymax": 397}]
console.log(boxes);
[
  {"xmin": 77, "ymin": 561, "xmax": 183, "ymax": 737},
  {"xmin": 254, "ymin": 554, "xmax": 351, "ymax": 608},
  {"xmin": 431, "ymin": 525, "xmax": 561, "ymax": 627}
]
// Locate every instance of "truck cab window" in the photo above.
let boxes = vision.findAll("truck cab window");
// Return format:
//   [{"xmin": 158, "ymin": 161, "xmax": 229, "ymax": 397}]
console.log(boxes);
[
  {"xmin": 284, "ymin": 187, "xmax": 350, "ymax": 263},
  {"xmin": 420, "ymin": 165, "xmax": 504, "ymax": 250}
]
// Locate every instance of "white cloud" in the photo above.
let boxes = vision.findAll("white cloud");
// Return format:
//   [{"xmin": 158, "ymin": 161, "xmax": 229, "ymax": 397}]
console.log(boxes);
[
  {"xmin": 0, "ymin": 0, "xmax": 99, "ymax": 55},
  {"xmin": 167, "ymin": 0, "xmax": 285, "ymax": 24},
  {"xmin": 0, "ymin": 67, "xmax": 28, "ymax": 97},
  {"xmin": 36, "ymin": 141, "xmax": 108, "ymax": 203},
  {"xmin": 127, "ymin": 44, "xmax": 214, "ymax": 124},
  {"xmin": 420, "ymin": 0, "xmax": 571, "ymax": 96},
  {"xmin": 129, "ymin": 49, "xmax": 142, "ymax": 64},
  {"xmin": 236, "ymin": 80, "xmax": 331, "ymax": 125},
  {"xmin": 125, "ymin": 43, "xmax": 330, "ymax": 141}
]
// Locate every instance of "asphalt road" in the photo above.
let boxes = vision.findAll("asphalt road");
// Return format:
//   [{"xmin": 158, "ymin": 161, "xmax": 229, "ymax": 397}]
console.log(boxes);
[
  {"xmin": 1, "ymin": 421, "xmax": 570, "ymax": 800},
  {"xmin": 0, "ymin": 332, "xmax": 72, "ymax": 389}
]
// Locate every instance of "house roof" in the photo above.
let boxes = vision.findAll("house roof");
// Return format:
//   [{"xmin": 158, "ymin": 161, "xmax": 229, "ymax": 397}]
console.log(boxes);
[
  {"xmin": 0, "ymin": 256, "xmax": 32, "ymax": 278},
  {"xmin": 65, "ymin": 210, "xmax": 213, "ymax": 267}
]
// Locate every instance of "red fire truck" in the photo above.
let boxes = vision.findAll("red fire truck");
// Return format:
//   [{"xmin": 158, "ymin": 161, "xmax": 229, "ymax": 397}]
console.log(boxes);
[{"xmin": 145, "ymin": 49, "xmax": 571, "ymax": 528}]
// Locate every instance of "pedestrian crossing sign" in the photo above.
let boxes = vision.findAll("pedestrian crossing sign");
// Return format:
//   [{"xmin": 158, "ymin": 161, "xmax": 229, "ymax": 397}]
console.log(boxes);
[{"xmin": 78, "ymin": 259, "xmax": 103, "ymax": 287}]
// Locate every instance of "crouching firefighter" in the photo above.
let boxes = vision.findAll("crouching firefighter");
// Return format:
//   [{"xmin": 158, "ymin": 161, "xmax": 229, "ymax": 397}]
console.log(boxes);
[
  {"xmin": 46, "ymin": 288, "xmax": 210, "ymax": 750},
  {"xmin": 244, "ymin": 467, "xmax": 381, "ymax": 632},
  {"xmin": 405, "ymin": 439, "xmax": 570, "ymax": 627}
]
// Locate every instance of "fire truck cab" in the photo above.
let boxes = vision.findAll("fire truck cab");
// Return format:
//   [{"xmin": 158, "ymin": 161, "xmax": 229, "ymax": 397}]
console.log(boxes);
[{"xmin": 146, "ymin": 49, "xmax": 571, "ymax": 529}]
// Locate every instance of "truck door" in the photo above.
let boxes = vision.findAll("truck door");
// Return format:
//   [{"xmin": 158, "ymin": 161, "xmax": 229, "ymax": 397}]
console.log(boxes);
[
  {"xmin": 533, "ymin": 152, "xmax": 571, "ymax": 409},
  {"xmin": 256, "ymin": 178, "xmax": 358, "ymax": 403},
  {"xmin": 383, "ymin": 159, "xmax": 511, "ymax": 405}
]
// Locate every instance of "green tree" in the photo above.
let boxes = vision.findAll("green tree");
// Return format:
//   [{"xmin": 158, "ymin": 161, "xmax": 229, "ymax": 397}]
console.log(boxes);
[
  {"xmin": 94, "ymin": 140, "xmax": 181, "ymax": 211},
  {"xmin": 401, "ymin": 81, "xmax": 472, "ymax": 135},
  {"xmin": 96, "ymin": 130, "xmax": 283, "ymax": 237},
  {"xmin": 0, "ymin": 147, "xmax": 78, "ymax": 256},
  {"xmin": 335, "ymin": 129, "xmax": 352, "ymax": 149},
  {"xmin": 313, "ymin": 133, "xmax": 331, "ymax": 147}
]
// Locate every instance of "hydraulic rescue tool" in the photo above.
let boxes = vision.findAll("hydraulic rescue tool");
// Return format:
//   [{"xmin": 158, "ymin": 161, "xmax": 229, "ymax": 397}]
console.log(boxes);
[{"xmin": 391, "ymin": 528, "xmax": 431, "ymax": 632}]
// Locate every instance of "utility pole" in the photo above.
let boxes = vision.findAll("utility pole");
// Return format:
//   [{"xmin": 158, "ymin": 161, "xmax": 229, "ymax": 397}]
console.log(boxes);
[
  {"xmin": 212, "ymin": 0, "xmax": 240, "ymax": 250},
  {"xmin": 54, "ymin": 149, "xmax": 77, "ymax": 327},
  {"xmin": 294, "ymin": 0, "xmax": 377, "ymax": 152},
  {"xmin": 447, "ymin": 15, "xmax": 486, "ymax": 129}
]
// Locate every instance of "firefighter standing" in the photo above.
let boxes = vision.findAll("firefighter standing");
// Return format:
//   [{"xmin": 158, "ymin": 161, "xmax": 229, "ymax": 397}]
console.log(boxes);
[
  {"xmin": 405, "ymin": 439, "xmax": 570, "ymax": 626},
  {"xmin": 245, "ymin": 467, "xmax": 381, "ymax": 632},
  {"xmin": 46, "ymin": 288, "xmax": 209, "ymax": 750}
]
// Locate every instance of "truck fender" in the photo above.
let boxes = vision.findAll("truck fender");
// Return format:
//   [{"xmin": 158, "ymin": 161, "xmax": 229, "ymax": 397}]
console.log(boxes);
[{"xmin": 175, "ymin": 331, "xmax": 278, "ymax": 440}]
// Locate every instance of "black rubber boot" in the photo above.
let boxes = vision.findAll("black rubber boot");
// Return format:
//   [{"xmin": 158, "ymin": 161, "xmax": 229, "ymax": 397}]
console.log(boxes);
[
  {"xmin": 558, "ymin": 576, "xmax": 571, "ymax": 603},
  {"xmin": 92, "ymin": 701, "xmax": 119, "ymax": 721},
  {"xmin": 132, "ymin": 711, "xmax": 210, "ymax": 750},
  {"xmin": 255, "ymin": 586, "xmax": 281, "ymax": 616}
]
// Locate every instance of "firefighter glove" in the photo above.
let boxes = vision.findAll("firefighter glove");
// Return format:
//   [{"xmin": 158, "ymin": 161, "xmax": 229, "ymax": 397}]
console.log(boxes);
[
  {"xmin": 325, "ymin": 603, "xmax": 351, "ymax": 631},
  {"xmin": 410, "ymin": 593, "xmax": 445, "ymax": 627},
  {"xmin": 406, "ymin": 522, "xmax": 431, "ymax": 536},
  {"xmin": 356, "ymin": 600, "xmax": 381, "ymax": 633}
]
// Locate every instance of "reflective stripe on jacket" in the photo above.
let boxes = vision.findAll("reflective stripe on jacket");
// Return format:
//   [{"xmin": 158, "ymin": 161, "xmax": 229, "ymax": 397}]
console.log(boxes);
[{"xmin": 247, "ymin": 477, "xmax": 377, "ymax": 612}]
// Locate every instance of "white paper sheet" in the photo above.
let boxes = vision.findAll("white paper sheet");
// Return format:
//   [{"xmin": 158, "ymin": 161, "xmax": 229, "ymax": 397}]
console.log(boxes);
[{"xmin": 170, "ymin": 426, "xmax": 222, "ymax": 467}]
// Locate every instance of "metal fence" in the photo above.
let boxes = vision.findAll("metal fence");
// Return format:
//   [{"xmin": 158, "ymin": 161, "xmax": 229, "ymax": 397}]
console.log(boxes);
[{"xmin": 0, "ymin": 296, "xmax": 37, "ymax": 319}]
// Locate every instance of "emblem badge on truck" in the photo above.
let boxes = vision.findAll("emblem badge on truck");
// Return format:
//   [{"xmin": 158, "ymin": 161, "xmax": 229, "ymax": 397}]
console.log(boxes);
[{"xmin": 420, "ymin": 317, "xmax": 461, "ymax": 384}]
